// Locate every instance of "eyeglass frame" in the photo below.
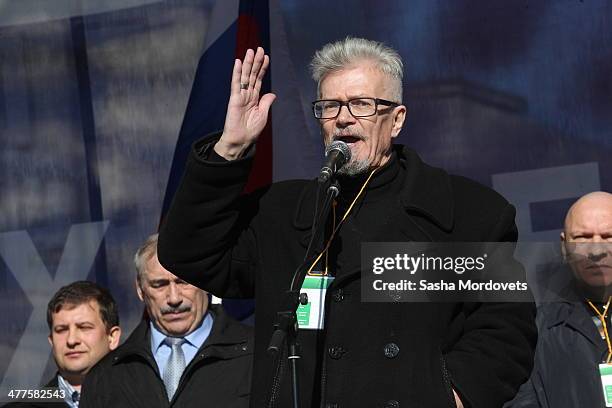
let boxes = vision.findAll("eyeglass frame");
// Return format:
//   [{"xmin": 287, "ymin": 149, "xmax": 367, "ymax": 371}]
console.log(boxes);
[{"xmin": 311, "ymin": 97, "xmax": 400, "ymax": 119}]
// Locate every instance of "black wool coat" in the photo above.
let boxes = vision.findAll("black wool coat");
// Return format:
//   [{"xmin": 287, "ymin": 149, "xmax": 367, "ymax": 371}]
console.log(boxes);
[
  {"xmin": 80, "ymin": 305, "xmax": 253, "ymax": 408},
  {"xmin": 158, "ymin": 137, "xmax": 537, "ymax": 408}
]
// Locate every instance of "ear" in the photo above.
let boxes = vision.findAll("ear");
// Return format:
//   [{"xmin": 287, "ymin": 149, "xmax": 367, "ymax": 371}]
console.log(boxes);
[
  {"xmin": 136, "ymin": 279, "xmax": 144, "ymax": 302},
  {"xmin": 560, "ymin": 231, "xmax": 567, "ymax": 260},
  {"xmin": 391, "ymin": 104, "xmax": 407, "ymax": 138},
  {"xmin": 48, "ymin": 334, "xmax": 53, "ymax": 347},
  {"xmin": 107, "ymin": 326, "xmax": 121, "ymax": 350}
]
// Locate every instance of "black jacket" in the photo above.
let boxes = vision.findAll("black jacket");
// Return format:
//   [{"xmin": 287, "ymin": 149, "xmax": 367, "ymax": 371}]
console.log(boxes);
[
  {"xmin": 80, "ymin": 305, "xmax": 253, "ymax": 408},
  {"xmin": 506, "ymin": 291, "xmax": 607, "ymax": 407},
  {"xmin": 158, "ymin": 138, "xmax": 537, "ymax": 408}
]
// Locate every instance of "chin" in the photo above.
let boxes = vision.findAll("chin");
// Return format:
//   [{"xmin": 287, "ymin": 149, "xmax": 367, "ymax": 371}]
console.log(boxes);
[
  {"xmin": 338, "ymin": 160, "xmax": 370, "ymax": 176},
  {"xmin": 166, "ymin": 324, "xmax": 191, "ymax": 336},
  {"xmin": 64, "ymin": 364, "xmax": 90, "ymax": 375},
  {"xmin": 581, "ymin": 276, "xmax": 612, "ymax": 288}
]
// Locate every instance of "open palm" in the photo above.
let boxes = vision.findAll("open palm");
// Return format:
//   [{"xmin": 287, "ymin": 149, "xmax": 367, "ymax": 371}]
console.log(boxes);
[{"xmin": 217, "ymin": 47, "xmax": 276, "ymax": 159}]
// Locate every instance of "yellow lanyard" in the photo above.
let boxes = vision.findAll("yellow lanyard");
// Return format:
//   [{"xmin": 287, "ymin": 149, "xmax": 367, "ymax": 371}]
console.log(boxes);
[
  {"xmin": 307, "ymin": 168, "xmax": 378, "ymax": 276},
  {"xmin": 587, "ymin": 297, "xmax": 612, "ymax": 363}
]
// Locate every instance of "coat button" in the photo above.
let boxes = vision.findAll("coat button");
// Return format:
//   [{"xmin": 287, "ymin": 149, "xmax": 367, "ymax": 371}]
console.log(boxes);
[
  {"xmin": 383, "ymin": 342, "xmax": 400, "ymax": 358},
  {"xmin": 328, "ymin": 346, "xmax": 346, "ymax": 359},
  {"xmin": 332, "ymin": 289, "xmax": 344, "ymax": 302},
  {"xmin": 383, "ymin": 400, "xmax": 399, "ymax": 408}
]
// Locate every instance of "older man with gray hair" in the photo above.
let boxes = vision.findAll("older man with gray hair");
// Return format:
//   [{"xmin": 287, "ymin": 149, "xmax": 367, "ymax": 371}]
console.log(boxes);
[
  {"xmin": 81, "ymin": 234, "xmax": 253, "ymax": 407},
  {"xmin": 158, "ymin": 37, "xmax": 536, "ymax": 407}
]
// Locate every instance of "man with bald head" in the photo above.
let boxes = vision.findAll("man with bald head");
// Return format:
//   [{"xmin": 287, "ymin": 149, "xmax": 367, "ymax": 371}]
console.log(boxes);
[
  {"xmin": 562, "ymin": 191, "xmax": 612, "ymax": 300},
  {"xmin": 507, "ymin": 191, "xmax": 612, "ymax": 407}
]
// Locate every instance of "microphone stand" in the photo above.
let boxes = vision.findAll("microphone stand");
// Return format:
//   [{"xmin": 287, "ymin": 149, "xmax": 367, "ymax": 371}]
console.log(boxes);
[{"xmin": 266, "ymin": 178, "xmax": 340, "ymax": 408}]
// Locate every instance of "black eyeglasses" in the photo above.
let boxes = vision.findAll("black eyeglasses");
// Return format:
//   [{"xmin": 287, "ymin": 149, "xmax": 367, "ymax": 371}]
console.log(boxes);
[{"xmin": 312, "ymin": 97, "xmax": 399, "ymax": 119}]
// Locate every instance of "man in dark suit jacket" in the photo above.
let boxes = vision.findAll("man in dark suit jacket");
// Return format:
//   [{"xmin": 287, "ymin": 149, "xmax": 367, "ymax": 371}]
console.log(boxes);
[
  {"xmin": 81, "ymin": 234, "xmax": 253, "ymax": 407},
  {"xmin": 3, "ymin": 281, "xmax": 121, "ymax": 408},
  {"xmin": 158, "ymin": 37, "xmax": 537, "ymax": 407}
]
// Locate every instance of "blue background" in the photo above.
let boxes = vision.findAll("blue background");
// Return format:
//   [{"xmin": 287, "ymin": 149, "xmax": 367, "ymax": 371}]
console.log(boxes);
[{"xmin": 0, "ymin": 0, "xmax": 610, "ymax": 390}]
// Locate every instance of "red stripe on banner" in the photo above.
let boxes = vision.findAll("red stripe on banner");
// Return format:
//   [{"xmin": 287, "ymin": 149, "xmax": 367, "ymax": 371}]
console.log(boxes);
[
  {"xmin": 235, "ymin": 14, "xmax": 260, "ymax": 56},
  {"xmin": 235, "ymin": 10, "xmax": 273, "ymax": 193}
]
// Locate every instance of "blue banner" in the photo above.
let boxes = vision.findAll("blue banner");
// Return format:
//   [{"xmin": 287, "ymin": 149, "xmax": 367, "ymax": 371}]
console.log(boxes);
[{"xmin": 1, "ymin": 0, "xmax": 610, "ymax": 390}]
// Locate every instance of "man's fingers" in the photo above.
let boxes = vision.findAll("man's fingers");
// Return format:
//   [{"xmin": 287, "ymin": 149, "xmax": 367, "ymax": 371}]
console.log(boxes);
[
  {"xmin": 249, "ymin": 47, "xmax": 265, "ymax": 88},
  {"xmin": 258, "ymin": 93, "xmax": 276, "ymax": 117},
  {"xmin": 253, "ymin": 54, "xmax": 270, "ymax": 95},
  {"xmin": 231, "ymin": 58, "xmax": 242, "ymax": 94},
  {"xmin": 240, "ymin": 48, "xmax": 255, "ymax": 89}
]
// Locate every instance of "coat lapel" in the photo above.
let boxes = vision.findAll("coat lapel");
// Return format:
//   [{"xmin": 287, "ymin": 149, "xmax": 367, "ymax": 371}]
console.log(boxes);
[
  {"xmin": 292, "ymin": 180, "xmax": 318, "ymax": 248},
  {"xmin": 562, "ymin": 302, "xmax": 607, "ymax": 350},
  {"xmin": 397, "ymin": 146, "xmax": 454, "ymax": 238}
]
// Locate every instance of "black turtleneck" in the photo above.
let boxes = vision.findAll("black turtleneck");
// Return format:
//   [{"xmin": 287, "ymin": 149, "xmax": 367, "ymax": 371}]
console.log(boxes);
[{"xmin": 326, "ymin": 152, "xmax": 404, "ymax": 278}]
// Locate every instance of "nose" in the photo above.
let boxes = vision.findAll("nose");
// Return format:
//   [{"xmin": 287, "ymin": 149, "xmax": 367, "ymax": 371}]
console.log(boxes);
[
  {"xmin": 335, "ymin": 104, "xmax": 356, "ymax": 127},
  {"xmin": 66, "ymin": 327, "xmax": 80, "ymax": 347},
  {"xmin": 588, "ymin": 252, "xmax": 607, "ymax": 262},
  {"xmin": 586, "ymin": 238, "xmax": 608, "ymax": 260},
  {"xmin": 167, "ymin": 282, "xmax": 183, "ymax": 307},
  {"xmin": 588, "ymin": 235, "xmax": 612, "ymax": 254}
]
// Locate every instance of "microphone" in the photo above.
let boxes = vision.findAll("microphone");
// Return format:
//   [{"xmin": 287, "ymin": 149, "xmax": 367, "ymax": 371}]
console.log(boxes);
[{"xmin": 318, "ymin": 140, "xmax": 351, "ymax": 183}]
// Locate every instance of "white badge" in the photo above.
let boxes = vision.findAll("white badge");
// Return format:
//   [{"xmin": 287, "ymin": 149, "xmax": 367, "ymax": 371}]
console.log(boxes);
[
  {"xmin": 296, "ymin": 273, "xmax": 334, "ymax": 330},
  {"xmin": 599, "ymin": 363, "xmax": 612, "ymax": 407}
]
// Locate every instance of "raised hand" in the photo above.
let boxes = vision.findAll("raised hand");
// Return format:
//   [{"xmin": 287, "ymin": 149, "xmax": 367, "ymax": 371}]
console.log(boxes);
[{"xmin": 214, "ymin": 47, "xmax": 276, "ymax": 160}]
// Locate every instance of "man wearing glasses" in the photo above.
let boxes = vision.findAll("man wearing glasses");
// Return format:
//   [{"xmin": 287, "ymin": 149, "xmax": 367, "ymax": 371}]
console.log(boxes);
[{"xmin": 159, "ymin": 37, "xmax": 536, "ymax": 408}]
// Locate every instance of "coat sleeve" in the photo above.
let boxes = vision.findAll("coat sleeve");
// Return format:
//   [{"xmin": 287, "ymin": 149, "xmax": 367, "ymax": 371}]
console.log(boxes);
[
  {"xmin": 504, "ymin": 306, "xmax": 550, "ymax": 408},
  {"xmin": 158, "ymin": 134, "xmax": 259, "ymax": 298},
  {"xmin": 503, "ymin": 377, "xmax": 543, "ymax": 408},
  {"xmin": 445, "ymin": 204, "xmax": 538, "ymax": 408}
]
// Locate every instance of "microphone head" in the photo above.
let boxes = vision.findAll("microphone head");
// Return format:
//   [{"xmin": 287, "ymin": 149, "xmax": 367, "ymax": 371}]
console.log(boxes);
[{"xmin": 325, "ymin": 140, "xmax": 352, "ymax": 164}]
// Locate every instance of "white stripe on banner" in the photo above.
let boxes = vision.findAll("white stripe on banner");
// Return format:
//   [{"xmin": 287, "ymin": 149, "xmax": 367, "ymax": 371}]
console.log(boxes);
[
  {"xmin": 0, "ymin": 0, "xmax": 162, "ymax": 27},
  {"xmin": 203, "ymin": 0, "xmax": 240, "ymax": 51}
]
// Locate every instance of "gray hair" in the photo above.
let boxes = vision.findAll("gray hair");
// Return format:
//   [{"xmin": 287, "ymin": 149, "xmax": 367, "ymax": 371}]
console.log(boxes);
[
  {"xmin": 310, "ymin": 37, "xmax": 404, "ymax": 102},
  {"xmin": 134, "ymin": 233, "xmax": 159, "ymax": 284}
]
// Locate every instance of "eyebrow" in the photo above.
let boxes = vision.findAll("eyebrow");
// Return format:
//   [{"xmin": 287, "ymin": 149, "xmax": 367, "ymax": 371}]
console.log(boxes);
[
  {"xmin": 53, "ymin": 321, "xmax": 95, "ymax": 330},
  {"xmin": 149, "ymin": 278, "xmax": 169, "ymax": 284},
  {"xmin": 570, "ymin": 231, "xmax": 592, "ymax": 235},
  {"xmin": 321, "ymin": 94, "xmax": 371, "ymax": 100},
  {"xmin": 149, "ymin": 277, "xmax": 186, "ymax": 285}
]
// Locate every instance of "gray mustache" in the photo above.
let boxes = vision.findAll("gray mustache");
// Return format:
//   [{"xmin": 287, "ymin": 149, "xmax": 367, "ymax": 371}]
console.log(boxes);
[{"xmin": 161, "ymin": 304, "xmax": 191, "ymax": 315}]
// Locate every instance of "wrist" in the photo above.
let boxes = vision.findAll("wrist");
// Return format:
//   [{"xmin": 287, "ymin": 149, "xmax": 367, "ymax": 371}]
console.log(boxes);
[{"xmin": 213, "ymin": 139, "xmax": 251, "ymax": 160}]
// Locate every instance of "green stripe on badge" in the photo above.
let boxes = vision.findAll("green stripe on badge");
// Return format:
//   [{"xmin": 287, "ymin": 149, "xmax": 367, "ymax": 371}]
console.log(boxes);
[
  {"xmin": 301, "ymin": 276, "xmax": 333, "ymax": 289},
  {"xmin": 600, "ymin": 366, "xmax": 612, "ymax": 376}
]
